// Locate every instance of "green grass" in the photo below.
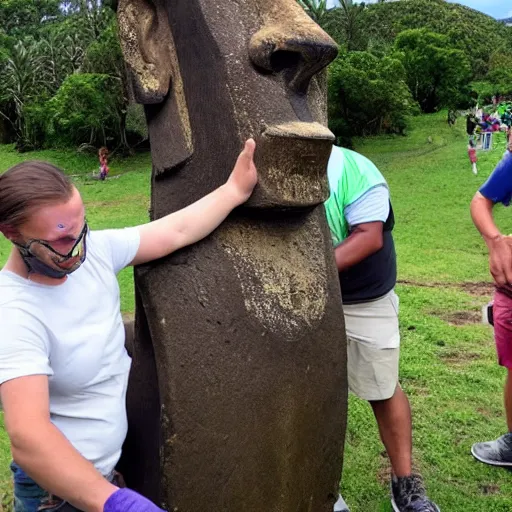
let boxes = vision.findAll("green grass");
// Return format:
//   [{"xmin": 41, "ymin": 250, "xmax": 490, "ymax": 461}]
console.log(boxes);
[{"xmin": 0, "ymin": 115, "xmax": 512, "ymax": 510}]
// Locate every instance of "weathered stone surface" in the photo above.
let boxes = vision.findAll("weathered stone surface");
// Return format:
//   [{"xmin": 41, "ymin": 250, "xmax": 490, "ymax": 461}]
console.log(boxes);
[{"xmin": 117, "ymin": 1, "xmax": 348, "ymax": 510}]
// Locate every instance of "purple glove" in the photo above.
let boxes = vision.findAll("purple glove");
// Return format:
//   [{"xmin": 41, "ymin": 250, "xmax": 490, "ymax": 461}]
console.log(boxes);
[{"xmin": 104, "ymin": 488, "xmax": 165, "ymax": 512}]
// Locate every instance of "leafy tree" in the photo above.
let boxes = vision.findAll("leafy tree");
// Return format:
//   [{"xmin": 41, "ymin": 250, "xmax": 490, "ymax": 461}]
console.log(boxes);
[
  {"xmin": 45, "ymin": 73, "xmax": 123, "ymax": 147},
  {"xmin": 394, "ymin": 29, "xmax": 471, "ymax": 112},
  {"xmin": 328, "ymin": 50, "xmax": 418, "ymax": 145},
  {"xmin": 83, "ymin": 18, "xmax": 132, "ymax": 149},
  {"xmin": 471, "ymin": 68, "xmax": 512, "ymax": 104},
  {"xmin": 362, "ymin": 0, "xmax": 511, "ymax": 77},
  {"xmin": 0, "ymin": 1, "xmax": 137, "ymax": 150},
  {"xmin": 0, "ymin": 0, "xmax": 62, "ymax": 38}
]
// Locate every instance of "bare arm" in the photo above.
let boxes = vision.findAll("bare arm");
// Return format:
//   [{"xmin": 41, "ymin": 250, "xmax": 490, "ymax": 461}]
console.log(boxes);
[
  {"xmin": 334, "ymin": 221, "xmax": 384, "ymax": 272},
  {"xmin": 470, "ymin": 191, "xmax": 512, "ymax": 286},
  {"xmin": 132, "ymin": 139, "xmax": 257, "ymax": 266},
  {"xmin": 1, "ymin": 376, "xmax": 117, "ymax": 512}
]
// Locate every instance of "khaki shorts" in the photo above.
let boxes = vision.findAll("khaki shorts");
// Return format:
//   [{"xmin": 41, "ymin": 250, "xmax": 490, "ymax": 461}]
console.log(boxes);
[{"xmin": 343, "ymin": 290, "xmax": 400, "ymax": 401}]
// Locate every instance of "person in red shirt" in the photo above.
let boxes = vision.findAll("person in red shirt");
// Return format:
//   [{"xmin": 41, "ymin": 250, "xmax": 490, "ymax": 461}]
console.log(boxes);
[{"xmin": 98, "ymin": 147, "xmax": 110, "ymax": 181}]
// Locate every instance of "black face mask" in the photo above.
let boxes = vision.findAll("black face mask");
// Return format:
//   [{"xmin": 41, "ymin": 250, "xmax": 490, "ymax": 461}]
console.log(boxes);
[{"xmin": 14, "ymin": 223, "xmax": 88, "ymax": 279}]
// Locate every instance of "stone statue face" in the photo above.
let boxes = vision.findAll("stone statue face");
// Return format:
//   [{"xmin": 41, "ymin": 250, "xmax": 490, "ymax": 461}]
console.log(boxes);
[{"xmin": 118, "ymin": 0, "xmax": 338, "ymax": 209}]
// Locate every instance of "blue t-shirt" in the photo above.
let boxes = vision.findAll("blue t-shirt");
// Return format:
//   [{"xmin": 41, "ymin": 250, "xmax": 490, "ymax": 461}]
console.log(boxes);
[{"xmin": 480, "ymin": 151, "xmax": 512, "ymax": 205}]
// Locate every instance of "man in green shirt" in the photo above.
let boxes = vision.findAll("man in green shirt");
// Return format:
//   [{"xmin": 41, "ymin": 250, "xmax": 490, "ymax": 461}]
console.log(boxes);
[{"xmin": 326, "ymin": 146, "xmax": 439, "ymax": 512}]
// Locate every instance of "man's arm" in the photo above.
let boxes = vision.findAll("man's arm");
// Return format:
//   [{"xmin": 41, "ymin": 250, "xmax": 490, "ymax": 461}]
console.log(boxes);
[
  {"xmin": 334, "ymin": 221, "xmax": 384, "ymax": 272},
  {"xmin": 470, "ymin": 191, "xmax": 512, "ymax": 286},
  {"xmin": 131, "ymin": 139, "xmax": 257, "ymax": 266},
  {"xmin": 1, "ymin": 375, "xmax": 117, "ymax": 512}
]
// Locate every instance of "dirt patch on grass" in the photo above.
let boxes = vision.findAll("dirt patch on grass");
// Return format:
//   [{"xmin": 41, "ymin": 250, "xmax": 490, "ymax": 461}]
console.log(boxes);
[
  {"xmin": 479, "ymin": 483, "xmax": 500, "ymax": 495},
  {"xmin": 459, "ymin": 282, "xmax": 495, "ymax": 297},
  {"xmin": 439, "ymin": 349, "xmax": 481, "ymax": 365},
  {"xmin": 427, "ymin": 307, "xmax": 482, "ymax": 326},
  {"xmin": 401, "ymin": 376, "xmax": 430, "ymax": 397},
  {"xmin": 398, "ymin": 280, "xmax": 494, "ymax": 297},
  {"xmin": 441, "ymin": 310, "xmax": 482, "ymax": 326},
  {"xmin": 476, "ymin": 407, "xmax": 502, "ymax": 419}
]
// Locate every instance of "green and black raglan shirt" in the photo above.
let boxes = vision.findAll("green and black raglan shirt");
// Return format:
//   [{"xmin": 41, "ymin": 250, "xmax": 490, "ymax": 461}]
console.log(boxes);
[{"xmin": 324, "ymin": 146, "xmax": 397, "ymax": 304}]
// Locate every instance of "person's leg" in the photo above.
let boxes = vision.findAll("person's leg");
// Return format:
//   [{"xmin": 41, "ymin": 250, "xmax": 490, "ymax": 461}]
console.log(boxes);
[
  {"xmin": 472, "ymin": 290, "xmax": 512, "ymax": 466},
  {"xmin": 11, "ymin": 462, "xmax": 46, "ymax": 512},
  {"xmin": 505, "ymin": 369, "xmax": 512, "ymax": 432},
  {"xmin": 343, "ymin": 293, "xmax": 403, "ymax": 472},
  {"xmin": 370, "ymin": 385, "xmax": 412, "ymax": 477},
  {"xmin": 343, "ymin": 291, "xmax": 438, "ymax": 512},
  {"xmin": 11, "ymin": 461, "xmax": 88, "ymax": 512}
]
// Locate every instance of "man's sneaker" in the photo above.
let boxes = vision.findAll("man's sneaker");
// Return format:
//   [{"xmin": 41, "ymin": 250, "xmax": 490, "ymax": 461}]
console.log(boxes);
[
  {"xmin": 391, "ymin": 474, "xmax": 440, "ymax": 512},
  {"xmin": 333, "ymin": 494, "xmax": 350, "ymax": 512},
  {"xmin": 471, "ymin": 433, "xmax": 512, "ymax": 467}
]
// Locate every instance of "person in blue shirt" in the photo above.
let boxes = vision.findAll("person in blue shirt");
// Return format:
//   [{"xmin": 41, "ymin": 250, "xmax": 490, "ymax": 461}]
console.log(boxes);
[{"xmin": 470, "ymin": 136, "xmax": 512, "ymax": 468}]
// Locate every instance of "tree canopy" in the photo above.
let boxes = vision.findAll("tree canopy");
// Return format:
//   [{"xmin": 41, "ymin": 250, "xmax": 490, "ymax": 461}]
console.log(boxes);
[
  {"xmin": 304, "ymin": 0, "xmax": 512, "ymax": 142},
  {"xmin": 0, "ymin": 0, "xmax": 146, "ymax": 151},
  {"xmin": 1, "ymin": 0, "xmax": 512, "ymax": 150}
]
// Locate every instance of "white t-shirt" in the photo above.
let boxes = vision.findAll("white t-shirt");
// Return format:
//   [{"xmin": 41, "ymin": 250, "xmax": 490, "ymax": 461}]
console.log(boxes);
[{"xmin": 0, "ymin": 227, "xmax": 140, "ymax": 476}]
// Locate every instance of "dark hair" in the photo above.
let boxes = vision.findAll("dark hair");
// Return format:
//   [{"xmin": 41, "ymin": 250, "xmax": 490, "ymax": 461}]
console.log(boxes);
[{"xmin": 0, "ymin": 161, "xmax": 74, "ymax": 229}]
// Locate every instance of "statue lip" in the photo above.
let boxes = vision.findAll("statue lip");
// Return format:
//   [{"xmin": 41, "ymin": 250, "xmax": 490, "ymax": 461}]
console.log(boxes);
[
  {"xmin": 245, "ymin": 121, "xmax": 333, "ymax": 208},
  {"xmin": 261, "ymin": 122, "xmax": 335, "ymax": 141}
]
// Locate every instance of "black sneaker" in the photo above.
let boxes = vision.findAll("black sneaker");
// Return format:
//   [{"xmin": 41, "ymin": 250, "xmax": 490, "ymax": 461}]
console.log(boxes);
[
  {"xmin": 391, "ymin": 474, "xmax": 440, "ymax": 512},
  {"xmin": 471, "ymin": 433, "xmax": 512, "ymax": 467},
  {"xmin": 333, "ymin": 494, "xmax": 350, "ymax": 512}
]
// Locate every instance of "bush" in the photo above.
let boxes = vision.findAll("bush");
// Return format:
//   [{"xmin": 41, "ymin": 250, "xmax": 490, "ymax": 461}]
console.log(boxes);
[{"xmin": 45, "ymin": 73, "xmax": 123, "ymax": 147}]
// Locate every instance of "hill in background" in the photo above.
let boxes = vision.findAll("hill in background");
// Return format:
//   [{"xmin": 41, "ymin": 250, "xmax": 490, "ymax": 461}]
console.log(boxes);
[{"xmin": 361, "ymin": 0, "xmax": 512, "ymax": 76}]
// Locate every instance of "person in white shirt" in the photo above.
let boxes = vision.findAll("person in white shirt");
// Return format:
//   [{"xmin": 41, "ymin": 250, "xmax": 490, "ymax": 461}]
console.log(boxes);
[{"xmin": 0, "ymin": 140, "xmax": 257, "ymax": 512}]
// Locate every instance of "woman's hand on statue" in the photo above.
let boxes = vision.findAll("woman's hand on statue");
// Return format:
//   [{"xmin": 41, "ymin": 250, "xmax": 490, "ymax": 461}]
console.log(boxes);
[
  {"xmin": 225, "ymin": 138, "xmax": 258, "ymax": 204},
  {"xmin": 103, "ymin": 488, "xmax": 166, "ymax": 512}
]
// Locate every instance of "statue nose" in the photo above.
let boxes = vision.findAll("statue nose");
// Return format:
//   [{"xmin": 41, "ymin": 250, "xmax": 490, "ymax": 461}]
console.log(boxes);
[{"xmin": 249, "ymin": 22, "xmax": 338, "ymax": 93}]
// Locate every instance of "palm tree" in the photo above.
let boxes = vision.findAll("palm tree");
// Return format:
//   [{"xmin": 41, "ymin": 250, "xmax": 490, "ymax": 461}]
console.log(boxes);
[
  {"xmin": 297, "ymin": 0, "xmax": 331, "ymax": 26},
  {"xmin": 0, "ymin": 41, "xmax": 44, "ymax": 144},
  {"xmin": 327, "ymin": 0, "xmax": 367, "ymax": 51}
]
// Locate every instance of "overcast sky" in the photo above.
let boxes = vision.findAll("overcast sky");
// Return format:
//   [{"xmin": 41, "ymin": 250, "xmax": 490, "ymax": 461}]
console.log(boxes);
[{"xmin": 326, "ymin": 0, "xmax": 511, "ymax": 19}]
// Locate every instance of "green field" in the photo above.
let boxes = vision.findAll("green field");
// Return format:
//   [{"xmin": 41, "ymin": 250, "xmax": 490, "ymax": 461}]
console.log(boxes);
[{"xmin": 1, "ymin": 113, "xmax": 512, "ymax": 510}]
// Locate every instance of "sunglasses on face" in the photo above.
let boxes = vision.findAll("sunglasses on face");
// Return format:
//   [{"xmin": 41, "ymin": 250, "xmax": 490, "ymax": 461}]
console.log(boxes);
[{"xmin": 23, "ymin": 222, "xmax": 88, "ymax": 261}]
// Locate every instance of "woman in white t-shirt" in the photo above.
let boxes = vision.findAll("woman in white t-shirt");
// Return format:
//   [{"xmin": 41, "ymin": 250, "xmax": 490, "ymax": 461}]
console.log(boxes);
[{"xmin": 0, "ymin": 140, "xmax": 257, "ymax": 512}]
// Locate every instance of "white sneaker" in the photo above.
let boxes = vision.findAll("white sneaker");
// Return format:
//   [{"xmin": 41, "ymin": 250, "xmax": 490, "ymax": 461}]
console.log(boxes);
[{"xmin": 334, "ymin": 494, "xmax": 350, "ymax": 511}]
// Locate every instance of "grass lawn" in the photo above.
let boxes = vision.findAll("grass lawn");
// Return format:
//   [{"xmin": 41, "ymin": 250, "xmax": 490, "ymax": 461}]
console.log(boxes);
[{"xmin": 0, "ymin": 113, "xmax": 512, "ymax": 510}]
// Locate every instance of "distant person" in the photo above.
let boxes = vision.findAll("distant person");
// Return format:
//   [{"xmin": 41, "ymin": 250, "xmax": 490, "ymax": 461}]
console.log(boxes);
[
  {"xmin": 448, "ymin": 110, "xmax": 457, "ymax": 127},
  {"xmin": 470, "ymin": 142, "xmax": 512, "ymax": 468},
  {"xmin": 326, "ymin": 146, "xmax": 440, "ymax": 512},
  {"xmin": 99, "ymin": 147, "xmax": 110, "ymax": 181},
  {"xmin": 468, "ymin": 139, "xmax": 478, "ymax": 175},
  {"xmin": 466, "ymin": 112, "xmax": 477, "ymax": 138}
]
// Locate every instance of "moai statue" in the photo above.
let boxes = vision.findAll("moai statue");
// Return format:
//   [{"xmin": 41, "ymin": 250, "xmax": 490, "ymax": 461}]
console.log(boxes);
[{"xmin": 117, "ymin": 1, "xmax": 348, "ymax": 511}]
